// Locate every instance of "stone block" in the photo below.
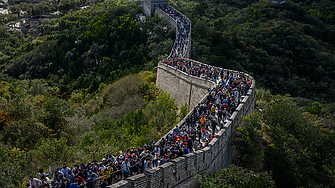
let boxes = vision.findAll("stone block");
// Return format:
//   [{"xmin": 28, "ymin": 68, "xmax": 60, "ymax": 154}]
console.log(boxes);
[
  {"xmin": 173, "ymin": 157, "xmax": 187, "ymax": 182},
  {"xmin": 229, "ymin": 112, "xmax": 237, "ymax": 131},
  {"xmin": 195, "ymin": 150, "xmax": 204, "ymax": 171},
  {"xmin": 159, "ymin": 162, "xmax": 176, "ymax": 188},
  {"xmin": 203, "ymin": 147, "xmax": 212, "ymax": 169},
  {"xmin": 107, "ymin": 180, "xmax": 131, "ymax": 188},
  {"xmin": 209, "ymin": 138, "xmax": 218, "ymax": 158},
  {"xmin": 126, "ymin": 173, "xmax": 146, "ymax": 188},
  {"xmin": 225, "ymin": 123, "xmax": 232, "ymax": 141},
  {"xmin": 184, "ymin": 152, "xmax": 197, "ymax": 177},
  {"xmin": 144, "ymin": 167, "xmax": 162, "ymax": 188},
  {"xmin": 217, "ymin": 129, "xmax": 225, "ymax": 149}
]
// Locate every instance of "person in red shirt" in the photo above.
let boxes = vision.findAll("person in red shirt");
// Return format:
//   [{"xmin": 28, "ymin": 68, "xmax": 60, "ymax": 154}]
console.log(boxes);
[
  {"xmin": 174, "ymin": 135, "xmax": 180, "ymax": 142},
  {"xmin": 182, "ymin": 135, "xmax": 187, "ymax": 141},
  {"xmin": 74, "ymin": 172, "xmax": 85, "ymax": 188}
]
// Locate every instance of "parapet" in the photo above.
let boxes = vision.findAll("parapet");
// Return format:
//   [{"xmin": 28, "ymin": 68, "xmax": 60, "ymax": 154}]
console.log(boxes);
[{"xmin": 108, "ymin": 3, "xmax": 256, "ymax": 188}]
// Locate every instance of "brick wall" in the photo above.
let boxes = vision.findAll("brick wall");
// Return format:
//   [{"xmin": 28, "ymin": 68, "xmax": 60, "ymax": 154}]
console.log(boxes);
[
  {"xmin": 155, "ymin": 7, "xmax": 191, "ymax": 59},
  {"xmin": 156, "ymin": 62, "xmax": 216, "ymax": 111},
  {"xmin": 108, "ymin": 65, "xmax": 255, "ymax": 188},
  {"xmin": 107, "ymin": 3, "xmax": 256, "ymax": 188}
]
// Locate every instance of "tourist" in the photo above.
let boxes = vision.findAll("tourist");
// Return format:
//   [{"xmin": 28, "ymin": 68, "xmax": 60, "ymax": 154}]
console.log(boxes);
[
  {"xmin": 29, "ymin": 175, "xmax": 42, "ymax": 188},
  {"xmin": 38, "ymin": 166, "xmax": 52, "ymax": 180}
]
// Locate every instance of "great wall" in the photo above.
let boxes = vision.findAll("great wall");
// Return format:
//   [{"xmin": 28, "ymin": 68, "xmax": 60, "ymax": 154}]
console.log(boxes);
[{"xmin": 106, "ymin": 1, "xmax": 256, "ymax": 187}]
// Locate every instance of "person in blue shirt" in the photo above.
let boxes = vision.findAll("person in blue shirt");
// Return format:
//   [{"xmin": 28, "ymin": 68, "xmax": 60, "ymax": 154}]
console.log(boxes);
[
  {"xmin": 66, "ymin": 170, "xmax": 75, "ymax": 183},
  {"xmin": 69, "ymin": 178, "xmax": 79, "ymax": 188},
  {"xmin": 174, "ymin": 126, "xmax": 179, "ymax": 134},
  {"xmin": 61, "ymin": 166, "xmax": 71, "ymax": 177},
  {"xmin": 87, "ymin": 170, "xmax": 98, "ymax": 180},
  {"xmin": 223, "ymin": 98, "xmax": 228, "ymax": 105},
  {"xmin": 121, "ymin": 158, "xmax": 131, "ymax": 178},
  {"xmin": 183, "ymin": 146, "xmax": 190, "ymax": 154}
]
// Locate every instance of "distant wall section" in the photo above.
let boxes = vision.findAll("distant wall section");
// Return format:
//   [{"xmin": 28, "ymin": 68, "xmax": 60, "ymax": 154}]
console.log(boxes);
[
  {"xmin": 155, "ymin": 7, "xmax": 191, "ymax": 59},
  {"xmin": 155, "ymin": 8, "xmax": 176, "ymax": 28},
  {"xmin": 143, "ymin": 0, "xmax": 169, "ymax": 16}
]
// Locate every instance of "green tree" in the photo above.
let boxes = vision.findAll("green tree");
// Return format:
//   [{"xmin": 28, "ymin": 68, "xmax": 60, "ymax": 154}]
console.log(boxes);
[
  {"xmin": 59, "ymin": 0, "xmax": 79, "ymax": 13},
  {"xmin": 234, "ymin": 92, "xmax": 335, "ymax": 187},
  {"xmin": 38, "ymin": 96, "xmax": 73, "ymax": 136},
  {"xmin": 0, "ymin": 144, "xmax": 24, "ymax": 187},
  {"xmin": 195, "ymin": 165, "xmax": 275, "ymax": 188},
  {"xmin": 233, "ymin": 114, "xmax": 263, "ymax": 170},
  {"xmin": 34, "ymin": 138, "xmax": 75, "ymax": 168}
]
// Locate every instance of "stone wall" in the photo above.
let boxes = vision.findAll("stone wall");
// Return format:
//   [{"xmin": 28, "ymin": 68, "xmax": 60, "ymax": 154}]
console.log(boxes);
[
  {"xmin": 143, "ymin": 0, "xmax": 169, "ymax": 16},
  {"xmin": 108, "ymin": 66, "xmax": 255, "ymax": 188},
  {"xmin": 107, "ymin": 3, "xmax": 256, "ymax": 188},
  {"xmin": 156, "ymin": 62, "xmax": 216, "ymax": 110},
  {"xmin": 155, "ymin": 8, "xmax": 177, "ymax": 29},
  {"xmin": 155, "ymin": 6, "xmax": 191, "ymax": 59}
]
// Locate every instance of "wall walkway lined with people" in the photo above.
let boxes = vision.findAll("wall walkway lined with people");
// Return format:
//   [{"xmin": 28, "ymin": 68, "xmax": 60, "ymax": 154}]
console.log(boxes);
[
  {"xmin": 107, "ymin": 4, "xmax": 256, "ymax": 188},
  {"xmin": 30, "ymin": 3, "xmax": 255, "ymax": 188}
]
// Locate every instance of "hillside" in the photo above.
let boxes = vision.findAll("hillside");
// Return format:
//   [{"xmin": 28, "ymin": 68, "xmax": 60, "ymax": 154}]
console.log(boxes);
[
  {"xmin": 0, "ymin": 0, "xmax": 335, "ymax": 187},
  {"xmin": 197, "ymin": 90, "xmax": 335, "ymax": 187},
  {"xmin": 0, "ymin": 0, "xmax": 181, "ymax": 186},
  {"xmin": 1, "ymin": 0, "xmax": 174, "ymax": 97},
  {"xmin": 170, "ymin": 0, "xmax": 335, "ymax": 101},
  {"xmin": 163, "ymin": 0, "xmax": 335, "ymax": 187},
  {"xmin": 0, "ymin": 71, "xmax": 188, "ymax": 187}
]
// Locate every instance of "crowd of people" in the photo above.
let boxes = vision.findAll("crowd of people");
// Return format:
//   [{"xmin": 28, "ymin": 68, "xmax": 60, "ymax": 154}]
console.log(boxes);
[
  {"xmin": 27, "ymin": 5, "xmax": 252, "ymax": 188},
  {"xmin": 162, "ymin": 57, "xmax": 222, "ymax": 82},
  {"xmin": 27, "ymin": 68, "xmax": 251, "ymax": 188},
  {"xmin": 160, "ymin": 6, "xmax": 191, "ymax": 58}
]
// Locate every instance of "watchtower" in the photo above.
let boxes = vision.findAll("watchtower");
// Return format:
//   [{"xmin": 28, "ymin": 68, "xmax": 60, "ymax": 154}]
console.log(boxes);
[{"xmin": 143, "ymin": 0, "xmax": 169, "ymax": 16}]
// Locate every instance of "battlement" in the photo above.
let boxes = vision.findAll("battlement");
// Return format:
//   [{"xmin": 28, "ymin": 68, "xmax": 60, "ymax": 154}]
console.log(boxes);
[
  {"xmin": 108, "ymin": 62, "xmax": 255, "ymax": 188},
  {"xmin": 105, "ymin": 3, "xmax": 256, "ymax": 188},
  {"xmin": 143, "ymin": 0, "xmax": 169, "ymax": 16}
]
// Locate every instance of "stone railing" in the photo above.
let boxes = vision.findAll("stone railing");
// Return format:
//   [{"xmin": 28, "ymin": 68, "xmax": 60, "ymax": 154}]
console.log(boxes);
[
  {"xmin": 155, "ymin": 6, "xmax": 191, "ymax": 59},
  {"xmin": 109, "ymin": 64, "xmax": 255, "ymax": 187},
  {"xmin": 155, "ymin": 8, "xmax": 178, "ymax": 59},
  {"xmin": 107, "ymin": 4, "xmax": 255, "ymax": 188}
]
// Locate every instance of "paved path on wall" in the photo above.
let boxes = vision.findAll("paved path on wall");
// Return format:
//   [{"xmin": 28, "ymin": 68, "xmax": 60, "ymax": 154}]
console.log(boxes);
[{"xmin": 104, "ymin": 4, "xmax": 256, "ymax": 188}]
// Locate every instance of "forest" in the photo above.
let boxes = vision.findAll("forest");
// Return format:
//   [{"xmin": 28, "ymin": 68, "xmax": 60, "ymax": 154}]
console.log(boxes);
[
  {"xmin": 0, "ymin": 0, "xmax": 334, "ymax": 187},
  {"xmin": 1, "ymin": 0, "xmax": 175, "ymax": 97},
  {"xmin": 0, "ymin": 0, "xmax": 182, "ymax": 186},
  {"xmin": 168, "ymin": 0, "xmax": 335, "ymax": 187},
  {"xmin": 197, "ymin": 90, "xmax": 335, "ymax": 187},
  {"xmin": 170, "ymin": 0, "xmax": 335, "ymax": 101}
]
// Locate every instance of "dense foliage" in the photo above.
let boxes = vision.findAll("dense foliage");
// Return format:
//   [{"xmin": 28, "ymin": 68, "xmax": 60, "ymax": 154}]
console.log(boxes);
[
  {"xmin": 297, "ymin": 0, "xmax": 335, "ymax": 27},
  {"xmin": 0, "ymin": 1, "xmax": 180, "ymax": 186},
  {"xmin": 170, "ymin": 0, "xmax": 335, "ymax": 101},
  {"xmin": 195, "ymin": 165, "xmax": 275, "ymax": 188},
  {"xmin": 197, "ymin": 90, "xmax": 335, "ymax": 187},
  {"xmin": 9, "ymin": 0, "xmax": 57, "ymax": 16},
  {"xmin": 1, "ymin": 0, "xmax": 174, "ymax": 97},
  {"xmin": 0, "ymin": 72, "xmax": 187, "ymax": 187},
  {"xmin": 231, "ymin": 90, "xmax": 335, "ymax": 188}
]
